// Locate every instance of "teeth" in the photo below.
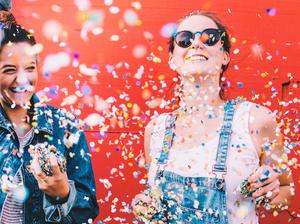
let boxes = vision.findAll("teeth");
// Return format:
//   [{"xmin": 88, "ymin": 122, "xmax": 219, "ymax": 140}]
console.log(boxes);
[
  {"xmin": 10, "ymin": 85, "xmax": 33, "ymax": 93},
  {"xmin": 186, "ymin": 55, "xmax": 207, "ymax": 61},
  {"xmin": 14, "ymin": 86, "xmax": 26, "ymax": 92}
]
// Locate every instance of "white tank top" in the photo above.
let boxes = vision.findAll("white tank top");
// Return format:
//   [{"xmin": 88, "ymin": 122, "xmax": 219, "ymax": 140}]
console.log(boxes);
[{"xmin": 147, "ymin": 101, "xmax": 260, "ymax": 224}]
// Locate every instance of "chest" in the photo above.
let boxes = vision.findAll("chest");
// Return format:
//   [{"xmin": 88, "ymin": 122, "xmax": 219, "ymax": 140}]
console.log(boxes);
[{"xmin": 172, "ymin": 116, "xmax": 222, "ymax": 150}]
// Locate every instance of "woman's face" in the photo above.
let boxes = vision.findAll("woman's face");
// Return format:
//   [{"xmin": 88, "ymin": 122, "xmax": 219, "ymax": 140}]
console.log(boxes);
[
  {"xmin": 170, "ymin": 15, "xmax": 230, "ymax": 78},
  {"xmin": 0, "ymin": 42, "xmax": 38, "ymax": 108}
]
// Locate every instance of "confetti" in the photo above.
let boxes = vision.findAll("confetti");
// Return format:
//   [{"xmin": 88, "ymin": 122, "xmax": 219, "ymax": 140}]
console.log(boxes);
[
  {"xmin": 84, "ymin": 113, "xmax": 105, "ymax": 127},
  {"xmin": 42, "ymin": 52, "xmax": 71, "ymax": 73},
  {"xmin": 42, "ymin": 19, "xmax": 63, "ymax": 40},
  {"xmin": 266, "ymin": 8, "xmax": 276, "ymax": 16},
  {"xmin": 74, "ymin": 0, "xmax": 91, "ymax": 11},
  {"xmin": 160, "ymin": 23, "xmax": 177, "ymax": 38},
  {"xmin": 123, "ymin": 9, "xmax": 139, "ymax": 26},
  {"xmin": 132, "ymin": 45, "xmax": 147, "ymax": 59}
]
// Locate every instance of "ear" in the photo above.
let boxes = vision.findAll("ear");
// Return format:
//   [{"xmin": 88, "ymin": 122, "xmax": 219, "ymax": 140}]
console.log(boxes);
[
  {"xmin": 168, "ymin": 54, "xmax": 177, "ymax": 71},
  {"xmin": 222, "ymin": 51, "xmax": 230, "ymax": 66}
]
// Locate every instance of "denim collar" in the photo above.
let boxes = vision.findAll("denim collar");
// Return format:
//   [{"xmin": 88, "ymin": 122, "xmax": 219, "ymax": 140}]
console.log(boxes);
[{"xmin": 0, "ymin": 94, "xmax": 53, "ymax": 135}]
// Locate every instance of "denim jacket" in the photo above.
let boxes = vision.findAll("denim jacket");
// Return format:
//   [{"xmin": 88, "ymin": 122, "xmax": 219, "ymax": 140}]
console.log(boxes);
[{"xmin": 0, "ymin": 95, "xmax": 99, "ymax": 223}]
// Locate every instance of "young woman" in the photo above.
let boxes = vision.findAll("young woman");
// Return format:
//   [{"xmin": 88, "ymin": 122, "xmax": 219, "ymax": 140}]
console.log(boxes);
[
  {"xmin": 133, "ymin": 11, "xmax": 294, "ymax": 223},
  {"xmin": 0, "ymin": 12, "xmax": 99, "ymax": 223}
]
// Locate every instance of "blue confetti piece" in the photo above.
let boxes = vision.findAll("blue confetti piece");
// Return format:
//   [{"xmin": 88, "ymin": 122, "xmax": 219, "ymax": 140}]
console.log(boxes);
[
  {"xmin": 237, "ymin": 82, "xmax": 244, "ymax": 88},
  {"xmin": 105, "ymin": 64, "xmax": 115, "ymax": 73}
]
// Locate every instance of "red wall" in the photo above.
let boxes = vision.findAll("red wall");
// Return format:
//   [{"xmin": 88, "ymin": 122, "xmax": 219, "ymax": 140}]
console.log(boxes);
[{"xmin": 12, "ymin": 0, "xmax": 299, "ymax": 223}]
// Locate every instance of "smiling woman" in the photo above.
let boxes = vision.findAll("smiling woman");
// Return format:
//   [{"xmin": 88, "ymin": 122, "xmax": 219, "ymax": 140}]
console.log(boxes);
[
  {"xmin": 132, "ymin": 11, "xmax": 294, "ymax": 224},
  {"xmin": 0, "ymin": 40, "xmax": 38, "ymax": 114},
  {"xmin": 0, "ymin": 12, "xmax": 99, "ymax": 223}
]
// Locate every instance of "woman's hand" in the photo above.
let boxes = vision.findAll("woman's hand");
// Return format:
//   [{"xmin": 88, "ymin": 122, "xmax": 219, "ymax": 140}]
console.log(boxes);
[
  {"xmin": 248, "ymin": 165, "xmax": 281, "ymax": 205},
  {"xmin": 132, "ymin": 191, "xmax": 166, "ymax": 223},
  {"xmin": 31, "ymin": 153, "xmax": 70, "ymax": 200},
  {"xmin": 132, "ymin": 193, "xmax": 152, "ymax": 217}
]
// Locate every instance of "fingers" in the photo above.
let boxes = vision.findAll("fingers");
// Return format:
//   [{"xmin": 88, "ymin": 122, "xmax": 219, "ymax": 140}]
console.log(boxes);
[
  {"xmin": 248, "ymin": 165, "xmax": 271, "ymax": 182},
  {"xmin": 252, "ymin": 179, "xmax": 280, "ymax": 199},
  {"xmin": 32, "ymin": 155, "xmax": 48, "ymax": 183},
  {"xmin": 249, "ymin": 165, "xmax": 280, "ymax": 189},
  {"xmin": 50, "ymin": 153, "xmax": 60, "ymax": 176},
  {"xmin": 132, "ymin": 193, "xmax": 152, "ymax": 215},
  {"xmin": 250, "ymin": 172, "xmax": 279, "ymax": 189}
]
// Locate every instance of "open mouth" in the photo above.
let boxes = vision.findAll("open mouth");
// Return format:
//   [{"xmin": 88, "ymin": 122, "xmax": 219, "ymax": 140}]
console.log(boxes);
[
  {"xmin": 9, "ymin": 85, "xmax": 33, "ymax": 93},
  {"xmin": 185, "ymin": 54, "xmax": 208, "ymax": 62}
]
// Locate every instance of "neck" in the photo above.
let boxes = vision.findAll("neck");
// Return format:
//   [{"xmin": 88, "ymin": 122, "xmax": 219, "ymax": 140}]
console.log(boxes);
[
  {"xmin": 178, "ymin": 74, "xmax": 226, "ymax": 112},
  {"xmin": 1, "ymin": 103, "xmax": 29, "ymax": 127}
]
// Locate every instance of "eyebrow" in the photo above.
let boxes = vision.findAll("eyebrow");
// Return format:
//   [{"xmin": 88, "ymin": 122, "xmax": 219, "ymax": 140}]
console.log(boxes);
[
  {"xmin": 0, "ymin": 61, "xmax": 36, "ymax": 70},
  {"xmin": 0, "ymin": 64, "xmax": 16, "ymax": 70}
]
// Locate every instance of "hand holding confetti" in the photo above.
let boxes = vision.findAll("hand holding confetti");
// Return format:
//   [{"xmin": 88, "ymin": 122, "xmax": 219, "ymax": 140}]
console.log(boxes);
[
  {"xmin": 132, "ymin": 186, "xmax": 167, "ymax": 223},
  {"xmin": 29, "ymin": 143, "xmax": 67, "ymax": 176},
  {"xmin": 29, "ymin": 143, "xmax": 69, "ymax": 200},
  {"xmin": 239, "ymin": 165, "xmax": 281, "ymax": 209}
]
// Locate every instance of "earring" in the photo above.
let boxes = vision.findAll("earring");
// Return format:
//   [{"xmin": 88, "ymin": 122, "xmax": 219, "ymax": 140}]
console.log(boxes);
[{"xmin": 168, "ymin": 58, "xmax": 177, "ymax": 71}]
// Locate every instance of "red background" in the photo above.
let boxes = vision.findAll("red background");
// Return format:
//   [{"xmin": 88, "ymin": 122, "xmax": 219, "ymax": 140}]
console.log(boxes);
[{"xmin": 11, "ymin": 0, "xmax": 300, "ymax": 223}]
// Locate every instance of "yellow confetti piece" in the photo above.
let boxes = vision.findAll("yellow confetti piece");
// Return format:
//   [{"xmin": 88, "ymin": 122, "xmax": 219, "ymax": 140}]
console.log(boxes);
[
  {"xmin": 231, "ymin": 37, "xmax": 237, "ymax": 43},
  {"xmin": 260, "ymin": 72, "xmax": 269, "ymax": 78}
]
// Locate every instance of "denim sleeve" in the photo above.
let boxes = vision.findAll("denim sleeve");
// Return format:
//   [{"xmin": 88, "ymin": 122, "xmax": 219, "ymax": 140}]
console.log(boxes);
[
  {"xmin": 43, "ymin": 180, "xmax": 77, "ymax": 222},
  {"xmin": 58, "ymin": 120, "xmax": 99, "ymax": 223}
]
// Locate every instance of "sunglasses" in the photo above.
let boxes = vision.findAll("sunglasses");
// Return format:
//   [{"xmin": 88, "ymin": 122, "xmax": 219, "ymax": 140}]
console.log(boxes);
[{"xmin": 174, "ymin": 28, "xmax": 224, "ymax": 48}]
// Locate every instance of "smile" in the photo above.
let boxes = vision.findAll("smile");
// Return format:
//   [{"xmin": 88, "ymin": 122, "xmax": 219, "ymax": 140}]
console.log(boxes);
[
  {"xmin": 185, "ymin": 54, "xmax": 208, "ymax": 62},
  {"xmin": 9, "ymin": 86, "xmax": 31, "ymax": 93}
]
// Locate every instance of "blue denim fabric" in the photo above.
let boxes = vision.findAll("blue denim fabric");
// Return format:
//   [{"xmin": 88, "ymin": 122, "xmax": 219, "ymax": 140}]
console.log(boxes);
[
  {"xmin": 156, "ymin": 171, "xmax": 228, "ymax": 223},
  {"xmin": 154, "ymin": 101, "xmax": 236, "ymax": 224},
  {"xmin": 0, "ymin": 94, "xmax": 99, "ymax": 223}
]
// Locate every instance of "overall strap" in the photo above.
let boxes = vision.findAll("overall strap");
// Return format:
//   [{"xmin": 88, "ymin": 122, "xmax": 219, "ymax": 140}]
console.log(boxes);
[
  {"xmin": 157, "ymin": 114, "xmax": 176, "ymax": 165},
  {"xmin": 212, "ymin": 100, "xmax": 237, "ymax": 174}
]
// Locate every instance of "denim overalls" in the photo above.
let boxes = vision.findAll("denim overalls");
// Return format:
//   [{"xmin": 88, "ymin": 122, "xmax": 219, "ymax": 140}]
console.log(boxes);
[{"xmin": 154, "ymin": 100, "xmax": 236, "ymax": 223}]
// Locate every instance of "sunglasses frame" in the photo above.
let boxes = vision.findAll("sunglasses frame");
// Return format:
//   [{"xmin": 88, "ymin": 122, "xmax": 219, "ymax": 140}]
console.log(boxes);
[{"xmin": 174, "ymin": 28, "xmax": 223, "ymax": 48}]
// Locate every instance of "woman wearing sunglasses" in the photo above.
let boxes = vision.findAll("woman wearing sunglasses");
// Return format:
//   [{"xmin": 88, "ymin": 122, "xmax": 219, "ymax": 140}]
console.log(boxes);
[
  {"xmin": 133, "ymin": 11, "xmax": 293, "ymax": 223},
  {"xmin": 0, "ymin": 12, "xmax": 99, "ymax": 223}
]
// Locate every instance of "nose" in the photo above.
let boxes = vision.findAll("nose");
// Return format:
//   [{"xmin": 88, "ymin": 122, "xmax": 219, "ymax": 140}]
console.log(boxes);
[
  {"xmin": 15, "ymin": 69, "xmax": 30, "ymax": 85},
  {"xmin": 191, "ymin": 33, "xmax": 205, "ymax": 49}
]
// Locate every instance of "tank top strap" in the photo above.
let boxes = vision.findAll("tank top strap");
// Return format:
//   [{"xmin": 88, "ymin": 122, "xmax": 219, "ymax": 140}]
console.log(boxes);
[{"xmin": 212, "ymin": 100, "xmax": 237, "ymax": 174}]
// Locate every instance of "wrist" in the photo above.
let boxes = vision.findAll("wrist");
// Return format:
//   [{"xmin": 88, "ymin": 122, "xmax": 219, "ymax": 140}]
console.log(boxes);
[
  {"xmin": 47, "ymin": 185, "xmax": 70, "ymax": 204},
  {"xmin": 58, "ymin": 184, "xmax": 70, "ymax": 201}
]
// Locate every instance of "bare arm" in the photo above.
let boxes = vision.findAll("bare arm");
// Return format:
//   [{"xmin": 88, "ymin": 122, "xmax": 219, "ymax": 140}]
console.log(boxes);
[{"xmin": 249, "ymin": 104, "xmax": 294, "ymax": 211}]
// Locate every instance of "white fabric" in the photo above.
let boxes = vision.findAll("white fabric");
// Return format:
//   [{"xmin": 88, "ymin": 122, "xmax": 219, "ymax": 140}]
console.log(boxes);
[{"xmin": 147, "ymin": 101, "xmax": 260, "ymax": 224}]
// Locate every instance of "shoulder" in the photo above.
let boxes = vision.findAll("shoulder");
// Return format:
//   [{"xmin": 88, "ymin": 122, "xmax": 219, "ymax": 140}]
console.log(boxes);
[
  {"xmin": 234, "ymin": 100, "xmax": 276, "ymax": 128},
  {"xmin": 247, "ymin": 102, "xmax": 280, "ymax": 155},
  {"xmin": 145, "ymin": 113, "xmax": 169, "ymax": 135},
  {"xmin": 248, "ymin": 102, "xmax": 277, "ymax": 131},
  {"xmin": 42, "ymin": 105, "xmax": 83, "ymax": 131},
  {"xmin": 44, "ymin": 105, "xmax": 76, "ymax": 120}
]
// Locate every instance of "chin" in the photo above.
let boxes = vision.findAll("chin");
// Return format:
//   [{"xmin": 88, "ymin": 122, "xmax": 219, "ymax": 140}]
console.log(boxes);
[
  {"xmin": 179, "ymin": 67, "xmax": 208, "ymax": 77},
  {"xmin": 2, "ymin": 95, "xmax": 32, "ymax": 109}
]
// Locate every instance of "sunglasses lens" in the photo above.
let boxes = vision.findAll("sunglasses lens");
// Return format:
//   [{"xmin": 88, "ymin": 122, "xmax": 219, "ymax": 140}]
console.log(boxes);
[
  {"xmin": 202, "ymin": 29, "xmax": 220, "ymax": 46},
  {"xmin": 175, "ymin": 31, "xmax": 193, "ymax": 48}
]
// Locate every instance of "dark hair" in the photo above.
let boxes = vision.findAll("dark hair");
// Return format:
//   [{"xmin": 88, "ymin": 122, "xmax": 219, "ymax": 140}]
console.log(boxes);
[
  {"xmin": 0, "ymin": 0, "xmax": 12, "ymax": 12},
  {"xmin": 168, "ymin": 11, "xmax": 231, "ymax": 99},
  {"xmin": 0, "ymin": 11, "xmax": 36, "ymax": 53}
]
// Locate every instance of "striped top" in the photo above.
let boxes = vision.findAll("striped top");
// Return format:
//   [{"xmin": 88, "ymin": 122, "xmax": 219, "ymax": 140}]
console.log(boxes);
[{"xmin": 0, "ymin": 128, "xmax": 34, "ymax": 224}]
